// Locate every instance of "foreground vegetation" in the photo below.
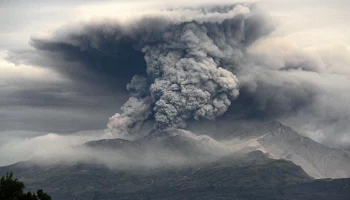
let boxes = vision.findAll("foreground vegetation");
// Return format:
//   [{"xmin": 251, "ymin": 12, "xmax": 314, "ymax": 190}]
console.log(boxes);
[{"xmin": 0, "ymin": 172, "xmax": 51, "ymax": 200}]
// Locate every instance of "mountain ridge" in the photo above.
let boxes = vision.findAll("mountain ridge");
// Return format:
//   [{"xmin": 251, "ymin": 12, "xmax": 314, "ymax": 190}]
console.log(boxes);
[
  {"xmin": 187, "ymin": 118, "xmax": 350, "ymax": 178},
  {"xmin": 1, "ymin": 150, "xmax": 349, "ymax": 200},
  {"xmin": 84, "ymin": 119, "xmax": 350, "ymax": 178}
]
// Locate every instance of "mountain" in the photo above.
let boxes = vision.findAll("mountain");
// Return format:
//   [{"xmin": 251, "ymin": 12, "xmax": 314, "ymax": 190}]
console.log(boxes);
[
  {"xmin": 1, "ymin": 151, "xmax": 349, "ymax": 200},
  {"xmin": 85, "ymin": 129, "xmax": 232, "ymax": 166},
  {"xmin": 1, "ymin": 119, "xmax": 350, "ymax": 199},
  {"xmin": 86, "ymin": 119, "xmax": 350, "ymax": 178},
  {"xmin": 187, "ymin": 118, "xmax": 350, "ymax": 178}
]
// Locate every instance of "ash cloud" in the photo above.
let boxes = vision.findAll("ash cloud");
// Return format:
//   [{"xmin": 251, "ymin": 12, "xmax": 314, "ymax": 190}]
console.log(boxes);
[
  {"xmin": 9, "ymin": 4, "xmax": 275, "ymax": 135},
  {"xmin": 7, "ymin": 2, "xmax": 350, "ymax": 147},
  {"xmin": 104, "ymin": 4, "xmax": 275, "ymax": 134}
]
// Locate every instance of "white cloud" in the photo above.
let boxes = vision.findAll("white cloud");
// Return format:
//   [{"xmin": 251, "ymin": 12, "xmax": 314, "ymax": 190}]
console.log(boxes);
[{"xmin": 0, "ymin": 130, "xmax": 107, "ymax": 166}]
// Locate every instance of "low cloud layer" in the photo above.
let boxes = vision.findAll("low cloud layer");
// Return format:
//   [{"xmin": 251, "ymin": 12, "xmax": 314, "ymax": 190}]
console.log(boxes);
[
  {"xmin": 0, "ymin": 131, "xmax": 104, "ymax": 166},
  {"xmin": 0, "ymin": 129, "xmax": 233, "ymax": 168}
]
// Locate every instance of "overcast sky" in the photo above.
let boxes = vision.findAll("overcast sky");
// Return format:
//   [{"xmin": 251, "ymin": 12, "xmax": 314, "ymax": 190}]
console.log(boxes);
[{"xmin": 1, "ymin": 0, "xmax": 350, "ymax": 145}]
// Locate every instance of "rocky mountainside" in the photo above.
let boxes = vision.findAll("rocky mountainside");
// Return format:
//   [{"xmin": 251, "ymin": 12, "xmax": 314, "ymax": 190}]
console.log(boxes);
[
  {"xmin": 1, "ymin": 151, "xmax": 349, "ymax": 200},
  {"xmin": 187, "ymin": 118, "xmax": 350, "ymax": 178},
  {"xmin": 87, "ymin": 119, "xmax": 350, "ymax": 178}
]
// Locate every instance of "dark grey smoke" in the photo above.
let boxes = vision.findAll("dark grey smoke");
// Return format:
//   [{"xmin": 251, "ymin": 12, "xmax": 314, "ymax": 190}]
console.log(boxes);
[
  {"xmin": 7, "ymin": 3, "xmax": 350, "ymax": 146},
  {"xmin": 8, "ymin": 4, "xmax": 275, "ymax": 136},
  {"xmin": 105, "ymin": 4, "xmax": 275, "ymax": 134}
]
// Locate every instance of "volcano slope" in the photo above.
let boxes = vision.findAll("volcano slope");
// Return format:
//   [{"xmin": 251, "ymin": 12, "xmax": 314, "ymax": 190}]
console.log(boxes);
[
  {"xmin": 188, "ymin": 118, "xmax": 350, "ymax": 179},
  {"xmin": 0, "ymin": 151, "xmax": 350, "ymax": 200},
  {"xmin": 1, "ymin": 126, "xmax": 350, "ymax": 200}
]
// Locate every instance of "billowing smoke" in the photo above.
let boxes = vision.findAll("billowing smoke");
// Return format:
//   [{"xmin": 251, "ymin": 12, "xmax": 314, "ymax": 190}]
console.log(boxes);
[
  {"xmin": 104, "ymin": 4, "xmax": 275, "ymax": 136},
  {"xmin": 7, "ymin": 2, "xmax": 350, "ymax": 147},
  {"xmin": 107, "ymin": 75, "xmax": 152, "ymax": 138},
  {"xmin": 142, "ymin": 28, "xmax": 241, "ymax": 129},
  {"xmin": 3, "ymin": 4, "xmax": 282, "ymax": 137}
]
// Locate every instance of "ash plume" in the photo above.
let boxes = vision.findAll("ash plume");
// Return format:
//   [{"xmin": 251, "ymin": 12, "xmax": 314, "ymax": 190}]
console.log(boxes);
[
  {"xmin": 105, "ymin": 4, "xmax": 275, "ymax": 135},
  {"xmin": 3, "ymin": 4, "xmax": 277, "ymax": 137},
  {"xmin": 8, "ymin": 2, "xmax": 350, "ymax": 146}
]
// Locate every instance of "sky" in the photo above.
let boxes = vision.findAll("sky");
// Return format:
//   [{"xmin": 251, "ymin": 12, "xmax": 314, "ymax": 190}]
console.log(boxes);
[
  {"xmin": 0, "ymin": 0, "xmax": 129, "ymax": 138},
  {"xmin": 0, "ymin": 0, "xmax": 350, "ymax": 147}
]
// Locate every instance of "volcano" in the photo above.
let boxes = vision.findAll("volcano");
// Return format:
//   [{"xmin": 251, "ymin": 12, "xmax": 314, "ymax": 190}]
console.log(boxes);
[{"xmin": 1, "ymin": 119, "xmax": 350, "ymax": 200}]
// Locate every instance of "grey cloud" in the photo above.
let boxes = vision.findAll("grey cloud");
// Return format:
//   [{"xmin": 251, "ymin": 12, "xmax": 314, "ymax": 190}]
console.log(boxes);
[
  {"xmin": 0, "ymin": 62, "xmax": 128, "ymax": 134},
  {"xmin": 5, "ymin": 2, "xmax": 350, "ymax": 147},
  {"xmin": 8, "ymin": 4, "xmax": 275, "ymax": 137},
  {"xmin": 0, "ymin": 106, "xmax": 116, "ymax": 133},
  {"xmin": 108, "ymin": 4, "xmax": 275, "ymax": 133}
]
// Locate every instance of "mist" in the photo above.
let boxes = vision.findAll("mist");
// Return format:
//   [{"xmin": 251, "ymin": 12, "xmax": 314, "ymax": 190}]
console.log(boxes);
[{"xmin": 0, "ymin": 128, "xmax": 235, "ymax": 168}]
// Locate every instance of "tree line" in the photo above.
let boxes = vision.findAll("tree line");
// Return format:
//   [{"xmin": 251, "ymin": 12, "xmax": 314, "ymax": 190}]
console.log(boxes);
[{"xmin": 0, "ymin": 172, "xmax": 51, "ymax": 200}]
